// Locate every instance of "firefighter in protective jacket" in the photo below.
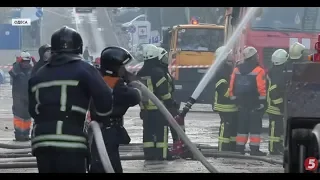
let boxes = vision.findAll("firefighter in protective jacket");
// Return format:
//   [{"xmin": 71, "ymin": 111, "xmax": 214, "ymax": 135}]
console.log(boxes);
[
  {"xmin": 28, "ymin": 26, "xmax": 113, "ymax": 173},
  {"xmin": 266, "ymin": 49, "xmax": 289, "ymax": 155},
  {"xmin": 137, "ymin": 44, "xmax": 174, "ymax": 160},
  {"xmin": 9, "ymin": 51, "xmax": 34, "ymax": 141},
  {"xmin": 157, "ymin": 47, "xmax": 187, "ymax": 157},
  {"xmin": 31, "ymin": 44, "xmax": 51, "ymax": 77},
  {"xmin": 229, "ymin": 46, "xmax": 267, "ymax": 156},
  {"xmin": 213, "ymin": 46, "xmax": 238, "ymax": 152},
  {"xmin": 89, "ymin": 47, "xmax": 141, "ymax": 173}
]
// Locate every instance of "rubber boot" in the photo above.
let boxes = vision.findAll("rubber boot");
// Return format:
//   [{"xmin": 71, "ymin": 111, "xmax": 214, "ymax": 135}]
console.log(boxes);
[
  {"xmin": 250, "ymin": 146, "xmax": 267, "ymax": 156},
  {"xmin": 14, "ymin": 136, "xmax": 30, "ymax": 142},
  {"xmin": 236, "ymin": 144, "xmax": 245, "ymax": 155},
  {"xmin": 269, "ymin": 146, "xmax": 284, "ymax": 155},
  {"xmin": 229, "ymin": 142, "xmax": 237, "ymax": 152}
]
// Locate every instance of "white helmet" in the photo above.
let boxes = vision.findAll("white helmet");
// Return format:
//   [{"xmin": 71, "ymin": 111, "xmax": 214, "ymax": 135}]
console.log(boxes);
[
  {"xmin": 289, "ymin": 42, "xmax": 305, "ymax": 60},
  {"xmin": 271, "ymin": 49, "xmax": 289, "ymax": 65},
  {"xmin": 243, "ymin": 46, "xmax": 257, "ymax": 60},
  {"xmin": 215, "ymin": 46, "xmax": 232, "ymax": 60},
  {"xmin": 158, "ymin": 47, "xmax": 168, "ymax": 64},
  {"xmin": 142, "ymin": 44, "xmax": 159, "ymax": 61},
  {"xmin": 215, "ymin": 46, "xmax": 226, "ymax": 58},
  {"xmin": 20, "ymin": 51, "xmax": 31, "ymax": 61}
]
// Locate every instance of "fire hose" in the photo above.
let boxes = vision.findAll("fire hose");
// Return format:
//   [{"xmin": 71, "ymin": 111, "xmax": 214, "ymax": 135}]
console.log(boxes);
[
  {"xmin": 0, "ymin": 150, "xmax": 283, "ymax": 169},
  {"xmin": 129, "ymin": 81, "xmax": 219, "ymax": 173},
  {"xmin": 0, "ymin": 78, "xmax": 283, "ymax": 172},
  {"xmin": 0, "ymin": 121, "xmax": 115, "ymax": 173},
  {"xmin": 89, "ymin": 121, "xmax": 115, "ymax": 173}
]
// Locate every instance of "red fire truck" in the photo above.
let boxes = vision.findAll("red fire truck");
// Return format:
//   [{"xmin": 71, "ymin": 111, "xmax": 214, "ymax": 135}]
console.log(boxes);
[{"xmin": 225, "ymin": 7, "xmax": 320, "ymax": 70}]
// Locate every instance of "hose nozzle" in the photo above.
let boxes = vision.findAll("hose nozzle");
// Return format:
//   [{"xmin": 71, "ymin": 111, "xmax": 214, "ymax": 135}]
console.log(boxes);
[{"xmin": 178, "ymin": 97, "xmax": 196, "ymax": 118}]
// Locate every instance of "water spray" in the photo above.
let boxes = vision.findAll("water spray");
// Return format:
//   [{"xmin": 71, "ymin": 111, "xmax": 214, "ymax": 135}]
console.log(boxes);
[{"xmin": 177, "ymin": 7, "xmax": 260, "ymax": 118}]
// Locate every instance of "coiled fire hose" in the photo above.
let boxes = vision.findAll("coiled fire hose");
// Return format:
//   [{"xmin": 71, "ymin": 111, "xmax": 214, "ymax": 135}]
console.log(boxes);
[
  {"xmin": 129, "ymin": 81, "xmax": 219, "ymax": 173},
  {"xmin": 0, "ymin": 121, "xmax": 115, "ymax": 173}
]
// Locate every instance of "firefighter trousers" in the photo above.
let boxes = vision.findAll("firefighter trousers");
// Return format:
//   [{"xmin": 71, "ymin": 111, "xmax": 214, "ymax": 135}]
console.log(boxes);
[
  {"xmin": 268, "ymin": 114, "xmax": 284, "ymax": 154},
  {"xmin": 143, "ymin": 110, "xmax": 169, "ymax": 160},
  {"xmin": 89, "ymin": 126, "xmax": 128, "ymax": 173},
  {"xmin": 35, "ymin": 148, "xmax": 87, "ymax": 173},
  {"xmin": 236, "ymin": 108, "xmax": 263, "ymax": 152},
  {"xmin": 218, "ymin": 112, "xmax": 238, "ymax": 151},
  {"xmin": 168, "ymin": 107, "xmax": 179, "ymax": 142}
]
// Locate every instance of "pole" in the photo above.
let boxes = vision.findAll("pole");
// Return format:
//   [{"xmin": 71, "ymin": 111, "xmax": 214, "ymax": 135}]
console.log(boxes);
[{"xmin": 39, "ymin": 17, "xmax": 43, "ymax": 45}]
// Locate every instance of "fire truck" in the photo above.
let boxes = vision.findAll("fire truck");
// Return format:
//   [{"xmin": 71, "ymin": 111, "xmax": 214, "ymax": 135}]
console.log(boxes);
[
  {"xmin": 225, "ymin": 7, "xmax": 320, "ymax": 173},
  {"xmin": 225, "ymin": 7, "xmax": 320, "ymax": 70}
]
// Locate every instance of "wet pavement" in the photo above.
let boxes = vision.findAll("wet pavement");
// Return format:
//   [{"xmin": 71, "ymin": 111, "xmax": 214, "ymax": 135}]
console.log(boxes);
[
  {"xmin": 0, "ymin": 84, "xmax": 283, "ymax": 173},
  {"xmin": 0, "ymin": 7, "xmax": 283, "ymax": 173}
]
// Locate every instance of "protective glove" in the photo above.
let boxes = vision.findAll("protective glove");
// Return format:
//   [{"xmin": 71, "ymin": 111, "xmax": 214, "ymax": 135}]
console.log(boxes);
[
  {"xmin": 172, "ymin": 100, "xmax": 180, "ymax": 110},
  {"xmin": 140, "ymin": 110, "xmax": 145, "ymax": 120}
]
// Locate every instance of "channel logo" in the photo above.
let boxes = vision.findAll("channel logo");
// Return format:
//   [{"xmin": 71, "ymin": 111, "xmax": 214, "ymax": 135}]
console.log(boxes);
[{"xmin": 11, "ymin": 18, "xmax": 31, "ymax": 26}]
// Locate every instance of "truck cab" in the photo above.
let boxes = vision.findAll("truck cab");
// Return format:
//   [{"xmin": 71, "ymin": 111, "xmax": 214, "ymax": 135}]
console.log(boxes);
[{"xmin": 163, "ymin": 23, "xmax": 225, "ymax": 104}]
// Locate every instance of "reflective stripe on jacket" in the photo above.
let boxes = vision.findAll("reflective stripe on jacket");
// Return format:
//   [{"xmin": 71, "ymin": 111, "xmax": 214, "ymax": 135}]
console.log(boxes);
[
  {"xmin": 266, "ymin": 77, "xmax": 283, "ymax": 115},
  {"xmin": 140, "ymin": 76, "xmax": 171, "ymax": 110},
  {"xmin": 214, "ymin": 79, "xmax": 237, "ymax": 112},
  {"xmin": 31, "ymin": 120, "xmax": 88, "ymax": 154}
]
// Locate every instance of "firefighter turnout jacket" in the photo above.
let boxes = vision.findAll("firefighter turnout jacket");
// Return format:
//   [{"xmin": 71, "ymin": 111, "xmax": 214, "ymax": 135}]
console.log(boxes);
[
  {"xmin": 28, "ymin": 54, "xmax": 113, "ymax": 155},
  {"xmin": 266, "ymin": 65, "xmax": 286, "ymax": 115},
  {"xmin": 137, "ymin": 63, "xmax": 174, "ymax": 110},
  {"xmin": 229, "ymin": 61, "xmax": 267, "ymax": 108},
  {"xmin": 214, "ymin": 63, "xmax": 237, "ymax": 112}
]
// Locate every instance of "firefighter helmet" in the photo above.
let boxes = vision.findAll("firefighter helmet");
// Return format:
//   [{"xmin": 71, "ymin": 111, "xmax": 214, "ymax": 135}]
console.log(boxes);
[
  {"xmin": 51, "ymin": 26, "xmax": 83, "ymax": 54},
  {"xmin": 271, "ymin": 49, "xmax": 289, "ymax": 65},
  {"xmin": 215, "ymin": 46, "xmax": 226, "ymax": 58},
  {"xmin": 158, "ymin": 47, "xmax": 168, "ymax": 65},
  {"xmin": 215, "ymin": 46, "xmax": 232, "ymax": 58},
  {"xmin": 243, "ymin": 46, "xmax": 258, "ymax": 60},
  {"xmin": 289, "ymin": 42, "xmax": 305, "ymax": 60},
  {"xmin": 100, "ymin": 46, "xmax": 133, "ymax": 76},
  {"xmin": 20, "ymin": 51, "xmax": 32, "ymax": 61},
  {"xmin": 143, "ymin": 44, "xmax": 159, "ymax": 61}
]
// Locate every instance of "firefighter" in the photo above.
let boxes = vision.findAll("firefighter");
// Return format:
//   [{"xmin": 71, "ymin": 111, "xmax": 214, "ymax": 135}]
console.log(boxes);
[
  {"xmin": 83, "ymin": 46, "xmax": 90, "ymax": 61},
  {"xmin": 89, "ymin": 46, "xmax": 141, "ymax": 173},
  {"xmin": 137, "ymin": 44, "xmax": 173, "ymax": 160},
  {"xmin": 156, "ymin": 47, "xmax": 187, "ymax": 157},
  {"xmin": 266, "ymin": 49, "xmax": 289, "ymax": 155},
  {"xmin": 31, "ymin": 44, "xmax": 51, "ymax": 77},
  {"xmin": 229, "ymin": 46, "xmax": 267, "ymax": 156},
  {"xmin": 9, "ymin": 51, "xmax": 33, "ymax": 141},
  {"xmin": 28, "ymin": 26, "xmax": 113, "ymax": 173},
  {"xmin": 213, "ymin": 46, "xmax": 238, "ymax": 152}
]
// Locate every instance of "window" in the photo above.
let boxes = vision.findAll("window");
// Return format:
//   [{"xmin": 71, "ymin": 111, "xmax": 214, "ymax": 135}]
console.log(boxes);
[
  {"xmin": 251, "ymin": 7, "xmax": 320, "ymax": 32},
  {"xmin": 176, "ymin": 28, "xmax": 224, "ymax": 52}
]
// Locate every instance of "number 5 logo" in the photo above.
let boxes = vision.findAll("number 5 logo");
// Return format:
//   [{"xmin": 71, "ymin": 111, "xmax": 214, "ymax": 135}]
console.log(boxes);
[{"xmin": 304, "ymin": 157, "xmax": 318, "ymax": 171}]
